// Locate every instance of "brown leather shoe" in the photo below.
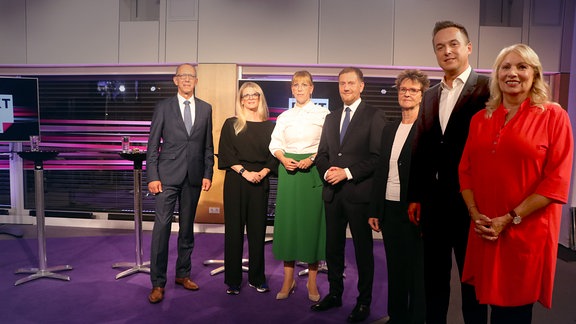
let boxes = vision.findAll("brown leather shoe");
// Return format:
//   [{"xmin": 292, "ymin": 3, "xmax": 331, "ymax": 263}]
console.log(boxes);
[
  {"xmin": 175, "ymin": 277, "xmax": 199, "ymax": 291},
  {"xmin": 148, "ymin": 287, "xmax": 164, "ymax": 304}
]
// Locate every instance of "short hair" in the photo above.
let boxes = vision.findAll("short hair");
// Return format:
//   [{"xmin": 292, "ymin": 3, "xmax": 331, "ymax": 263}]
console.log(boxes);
[
  {"xmin": 292, "ymin": 70, "xmax": 314, "ymax": 86},
  {"xmin": 175, "ymin": 63, "xmax": 196, "ymax": 75},
  {"xmin": 486, "ymin": 43, "xmax": 550, "ymax": 115},
  {"xmin": 395, "ymin": 69, "xmax": 430, "ymax": 92},
  {"xmin": 433, "ymin": 20, "xmax": 470, "ymax": 44},
  {"xmin": 338, "ymin": 67, "xmax": 364, "ymax": 82}
]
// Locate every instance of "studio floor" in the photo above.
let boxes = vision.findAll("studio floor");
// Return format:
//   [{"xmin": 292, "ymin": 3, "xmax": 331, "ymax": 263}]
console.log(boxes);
[{"xmin": 1, "ymin": 224, "xmax": 575, "ymax": 323}]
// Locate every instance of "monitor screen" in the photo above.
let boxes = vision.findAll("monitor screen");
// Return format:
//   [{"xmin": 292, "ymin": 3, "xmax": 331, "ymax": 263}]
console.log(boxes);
[{"xmin": 0, "ymin": 76, "xmax": 40, "ymax": 142}]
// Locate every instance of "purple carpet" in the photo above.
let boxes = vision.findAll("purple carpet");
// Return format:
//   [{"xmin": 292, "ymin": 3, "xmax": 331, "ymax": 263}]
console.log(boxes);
[{"xmin": 0, "ymin": 232, "xmax": 389, "ymax": 323}]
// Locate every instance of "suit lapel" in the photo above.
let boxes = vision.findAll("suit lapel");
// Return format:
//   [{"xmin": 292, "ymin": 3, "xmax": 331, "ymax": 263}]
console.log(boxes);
[{"xmin": 452, "ymin": 70, "xmax": 479, "ymax": 115}]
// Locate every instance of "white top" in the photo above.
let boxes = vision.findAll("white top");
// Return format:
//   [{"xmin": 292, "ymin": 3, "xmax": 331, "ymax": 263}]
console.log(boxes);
[
  {"xmin": 439, "ymin": 65, "xmax": 471, "ymax": 133},
  {"xmin": 386, "ymin": 122, "xmax": 413, "ymax": 201},
  {"xmin": 269, "ymin": 101, "xmax": 329, "ymax": 155},
  {"xmin": 178, "ymin": 94, "xmax": 196, "ymax": 126}
]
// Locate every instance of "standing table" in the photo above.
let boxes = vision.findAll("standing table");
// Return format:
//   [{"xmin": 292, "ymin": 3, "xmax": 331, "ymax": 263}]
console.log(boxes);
[
  {"xmin": 15, "ymin": 151, "xmax": 72, "ymax": 285},
  {"xmin": 112, "ymin": 151, "xmax": 150, "ymax": 279}
]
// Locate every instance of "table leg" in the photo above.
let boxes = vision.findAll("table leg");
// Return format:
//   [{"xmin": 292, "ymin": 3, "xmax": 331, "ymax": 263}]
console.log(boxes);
[
  {"xmin": 113, "ymin": 167, "xmax": 150, "ymax": 279},
  {"xmin": 14, "ymin": 168, "xmax": 72, "ymax": 286}
]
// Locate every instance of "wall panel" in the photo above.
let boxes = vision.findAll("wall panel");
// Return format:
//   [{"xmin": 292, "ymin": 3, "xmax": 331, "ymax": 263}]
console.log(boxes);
[
  {"xmin": 26, "ymin": 0, "xmax": 119, "ymax": 64},
  {"xmin": 0, "ymin": 0, "xmax": 27, "ymax": 64},
  {"xmin": 197, "ymin": 0, "xmax": 318, "ymax": 64},
  {"xmin": 393, "ymin": 0, "xmax": 481, "ymax": 68},
  {"xmin": 165, "ymin": 20, "xmax": 199, "ymax": 63},
  {"xmin": 318, "ymin": 0, "xmax": 394, "ymax": 66},
  {"xmin": 478, "ymin": 27, "xmax": 522, "ymax": 70},
  {"xmin": 119, "ymin": 21, "xmax": 160, "ymax": 63}
]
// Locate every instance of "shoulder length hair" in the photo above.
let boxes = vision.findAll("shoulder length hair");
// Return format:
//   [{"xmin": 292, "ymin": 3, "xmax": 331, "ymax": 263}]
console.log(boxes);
[
  {"xmin": 233, "ymin": 82, "xmax": 270, "ymax": 135},
  {"xmin": 486, "ymin": 43, "xmax": 551, "ymax": 116}
]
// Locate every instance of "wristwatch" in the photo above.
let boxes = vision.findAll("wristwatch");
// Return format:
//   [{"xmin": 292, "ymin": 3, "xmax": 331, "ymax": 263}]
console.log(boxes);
[
  {"xmin": 238, "ymin": 167, "xmax": 246, "ymax": 175},
  {"xmin": 309, "ymin": 155, "xmax": 315, "ymax": 163},
  {"xmin": 509, "ymin": 209, "xmax": 521, "ymax": 225}
]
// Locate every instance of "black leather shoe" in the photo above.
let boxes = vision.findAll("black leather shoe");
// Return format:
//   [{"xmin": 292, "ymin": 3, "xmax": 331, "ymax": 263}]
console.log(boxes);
[
  {"xmin": 311, "ymin": 294, "xmax": 342, "ymax": 311},
  {"xmin": 347, "ymin": 304, "xmax": 370, "ymax": 323}
]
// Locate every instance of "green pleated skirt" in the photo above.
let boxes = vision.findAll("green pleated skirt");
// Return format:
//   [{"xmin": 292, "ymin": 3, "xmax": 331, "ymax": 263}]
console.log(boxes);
[{"xmin": 272, "ymin": 153, "xmax": 326, "ymax": 263}]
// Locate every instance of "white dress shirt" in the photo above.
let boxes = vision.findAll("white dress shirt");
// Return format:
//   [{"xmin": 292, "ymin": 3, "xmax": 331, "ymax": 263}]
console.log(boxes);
[
  {"xmin": 178, "ymin": 94, "xmax": 196, "ymax": 126},
  {"xmin": 439, "ymin": 65, "xmax": 471, "ymax": 133}
]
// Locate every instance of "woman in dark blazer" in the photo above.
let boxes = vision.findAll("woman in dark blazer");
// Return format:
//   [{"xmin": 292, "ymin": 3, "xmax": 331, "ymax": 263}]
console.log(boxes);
[{"xmin": 369, "ymin": 69, "xmax": 430, "ymax": 324}]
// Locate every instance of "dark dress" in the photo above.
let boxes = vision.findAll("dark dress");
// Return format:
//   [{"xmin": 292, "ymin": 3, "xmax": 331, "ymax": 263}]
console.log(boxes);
[{"xmin": 218, "ymin": 118, "xmax": 277, "ymax": 288}]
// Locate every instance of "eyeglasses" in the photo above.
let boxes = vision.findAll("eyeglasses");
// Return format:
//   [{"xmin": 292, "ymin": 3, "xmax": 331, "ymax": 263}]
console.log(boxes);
[
  {"xmin": 399, "ymin": 87, "xmax": 421, "ymax": 95},
  {"xmin": 241, "ymin": 93, "xmax": 261, "ymax": 99},
  {"xmin": 176, "ymin": 74, "xmax": 196, "ymax": 80},
  {"xmin": 292, "ymin": 83, "xmax": 311, "ymax": 88}
]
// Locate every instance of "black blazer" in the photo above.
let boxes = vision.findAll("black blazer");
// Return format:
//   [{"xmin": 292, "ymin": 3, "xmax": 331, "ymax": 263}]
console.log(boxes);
[
  {"xmin": 315, "ymin": 101, "xmax": 386, "ymax": 203},
  {"xmin": 146, "ymin": 96, "xmax": 215, "ymax": 186},
  {"xmin": 408, "ymin": 70, "xmax": 490, "ymax": 203},
  {"xmin": 369, "ymin": 120, "xmax": 416, "ymax": 221}
]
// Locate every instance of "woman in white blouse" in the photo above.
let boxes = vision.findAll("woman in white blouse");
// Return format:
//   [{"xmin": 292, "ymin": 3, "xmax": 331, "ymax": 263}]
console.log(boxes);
[{"xmin": 269, "ymin": 71, "xmax": 329, "ymax": 302}]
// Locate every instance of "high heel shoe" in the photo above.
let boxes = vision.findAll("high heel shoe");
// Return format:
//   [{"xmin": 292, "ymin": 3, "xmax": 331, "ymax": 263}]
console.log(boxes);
[
  {"xmin": 276, "ymin": 280, "xmax": 296, "ymax": 300},
  {"xmin": 306, "ymin": 282, "xmax": 321, "ymax": 302}
]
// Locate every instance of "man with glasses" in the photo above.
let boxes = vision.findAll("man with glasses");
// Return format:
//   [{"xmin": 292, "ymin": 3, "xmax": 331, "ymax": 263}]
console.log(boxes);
[
  {"xmin": 146, "ymin": 63, "xmax": 214, "ymax": 304},
  {"xmin": 407, "ymin": 21, "xmax": 490, "ymax": 323}
]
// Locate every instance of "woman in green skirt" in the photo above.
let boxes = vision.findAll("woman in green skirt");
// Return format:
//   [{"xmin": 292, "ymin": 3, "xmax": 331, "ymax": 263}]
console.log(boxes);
[{"xmin": 269, "ymin": 71, "xmax": 329, "ymax": 302}]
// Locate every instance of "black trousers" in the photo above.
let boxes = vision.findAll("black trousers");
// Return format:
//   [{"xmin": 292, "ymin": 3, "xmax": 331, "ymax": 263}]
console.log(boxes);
[
  {"xmin": 420, "ymin": 194, "xmax": 487, "ymax": 324},
  {"xmin": 223, "ymin": 171, "xmax": 268, "ymax": 287},
  {"xmin": 150, "ymin": 178, "xmax": 201, "ymax": 288},
  {"xmin": 381, "ymin": 200, "xmax": 425, "ymax": 324},
  {"xmin": 324, "ymin": 195, "xmax": 374, "ymax": 306},
  {"xmin": 490, "ymin": 304, "xmax": 533, "ymax": 324}
]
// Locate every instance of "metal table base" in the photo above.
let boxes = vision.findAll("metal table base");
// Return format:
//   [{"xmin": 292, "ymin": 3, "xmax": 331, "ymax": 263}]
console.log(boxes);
[
  {"xmin": 15, "ymin": 151, "xmax": 72, "ymax": 285},
  {"xmin": 113, "ymin": 152, "xmax": 150, "ymax": 279}
]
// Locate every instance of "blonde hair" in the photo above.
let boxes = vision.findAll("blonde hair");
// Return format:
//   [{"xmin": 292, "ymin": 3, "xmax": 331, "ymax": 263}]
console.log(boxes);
[
  {"xmin": 292, "ymin": 70, "xmax": 314, "ymax": 86},
  {"xmin": 486, "ymin": 43, "xmax": 550, "ymax": 116},
  {"xmin": 233, "ymin": 82, "xmax": 270, "ymax": 135}
]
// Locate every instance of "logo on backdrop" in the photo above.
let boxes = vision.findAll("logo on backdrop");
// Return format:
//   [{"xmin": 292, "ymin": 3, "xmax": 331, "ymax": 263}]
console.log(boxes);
[{"xmin": 0, "ymin": 94, "xmax": 14, "ymax": 133}]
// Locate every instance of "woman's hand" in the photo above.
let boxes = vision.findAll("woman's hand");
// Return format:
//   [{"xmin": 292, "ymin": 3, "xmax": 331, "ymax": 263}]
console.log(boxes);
[
  {"xmin": 242, "ymin": 170, "xmax": 262, "ymax": 184},
  {"xmin": 296, "ymin": 157, "xmax": 314, "ymax": 170},
  {"xmin": 281, "ymin": 157, "xmax": 299, "ymax": 171}
]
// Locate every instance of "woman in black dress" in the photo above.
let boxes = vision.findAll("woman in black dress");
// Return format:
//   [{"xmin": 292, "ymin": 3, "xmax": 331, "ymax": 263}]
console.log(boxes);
[{"xmin": 218, "ymin": 82, "xmax": 277, "ymax": 295}]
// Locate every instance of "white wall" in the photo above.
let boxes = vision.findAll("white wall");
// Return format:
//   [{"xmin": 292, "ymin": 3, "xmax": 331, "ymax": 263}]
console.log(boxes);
[{"xmin": 0, "ymin": 0, "xmax": 570, "ymax": 72}]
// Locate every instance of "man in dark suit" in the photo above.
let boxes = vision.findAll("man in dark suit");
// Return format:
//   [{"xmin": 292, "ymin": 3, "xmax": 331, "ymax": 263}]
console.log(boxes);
[
  {"xmin": 408, "ymin": 21, "xmax": 490, "ymax": 324},
  {"xmin": 146, "ymin": 63, "xmax": 214, "ymax": 304},
  {"xmin": 312, "ymin": 67, "xmax": 386, "ymax": 323}
]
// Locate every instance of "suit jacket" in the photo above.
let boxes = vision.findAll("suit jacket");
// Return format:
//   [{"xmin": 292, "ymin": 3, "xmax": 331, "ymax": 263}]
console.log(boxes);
[
  {"xmin": 408, "ymin": 70, "xmax": 490, "ymax": 204},
  {"xmin": 315, "ymin": 101, "xmax": 386, "ymax": 203},
  {"xmin": 369, "ymin": 120, "xmax": 416, "ymax": 221},
  {"xmin": 146, "ymin": 95, "xmax": 214, "ymax": 186}
]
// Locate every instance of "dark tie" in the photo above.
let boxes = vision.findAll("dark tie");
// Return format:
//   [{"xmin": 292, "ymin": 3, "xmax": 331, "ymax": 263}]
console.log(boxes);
[
  {"xmin": 340, "ymin": 107, "xmax": 351, "ymax": 143},
  {"xmin": 184, "ymin": 100, "xmax": 192, "ymax": 134}
]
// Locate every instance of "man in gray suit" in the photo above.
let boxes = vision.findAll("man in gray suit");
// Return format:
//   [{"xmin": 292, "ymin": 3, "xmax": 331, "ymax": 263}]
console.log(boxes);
[{"xmin": 146, "ymin": 63, "xmax": 214, "ymax": 304}]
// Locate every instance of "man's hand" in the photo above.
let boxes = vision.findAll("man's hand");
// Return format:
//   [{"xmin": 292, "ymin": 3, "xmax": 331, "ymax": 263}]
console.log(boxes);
[
  {"xmin": 325, "ymin": 167, "xmax": 347, "ymax": 185},
  {"xmin": 202, "ymin": 178, "xmax": 212, "ymax": 191},
  {"xmin": 368, "ymin": 217, "xmax": 381, "ymax": 232},
  {"xmin": 148, "ymin": 180, "xmax": 163, "ymax": 195},
  {"xmin": 407, "ymin": 202, "xmax": 421, "ymax": 225}
]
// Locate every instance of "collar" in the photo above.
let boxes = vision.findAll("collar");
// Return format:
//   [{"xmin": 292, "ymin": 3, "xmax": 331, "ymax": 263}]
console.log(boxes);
[{"xmin": 441, "ymin": 65, "xmax": 472, "ymax": 90}]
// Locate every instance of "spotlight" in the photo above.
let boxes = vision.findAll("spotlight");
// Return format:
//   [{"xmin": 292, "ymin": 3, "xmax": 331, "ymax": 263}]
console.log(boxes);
[
  {"xmin": 150, "ymin": 86, "xmax": 157, "ymax": 92},
  {"xmin": 380, "ymin": 89, "xmax": 387, "ymax": 95},
  {"xmin": 118, "ymin": 84, "xmax": 126, "ymax": 92}
]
